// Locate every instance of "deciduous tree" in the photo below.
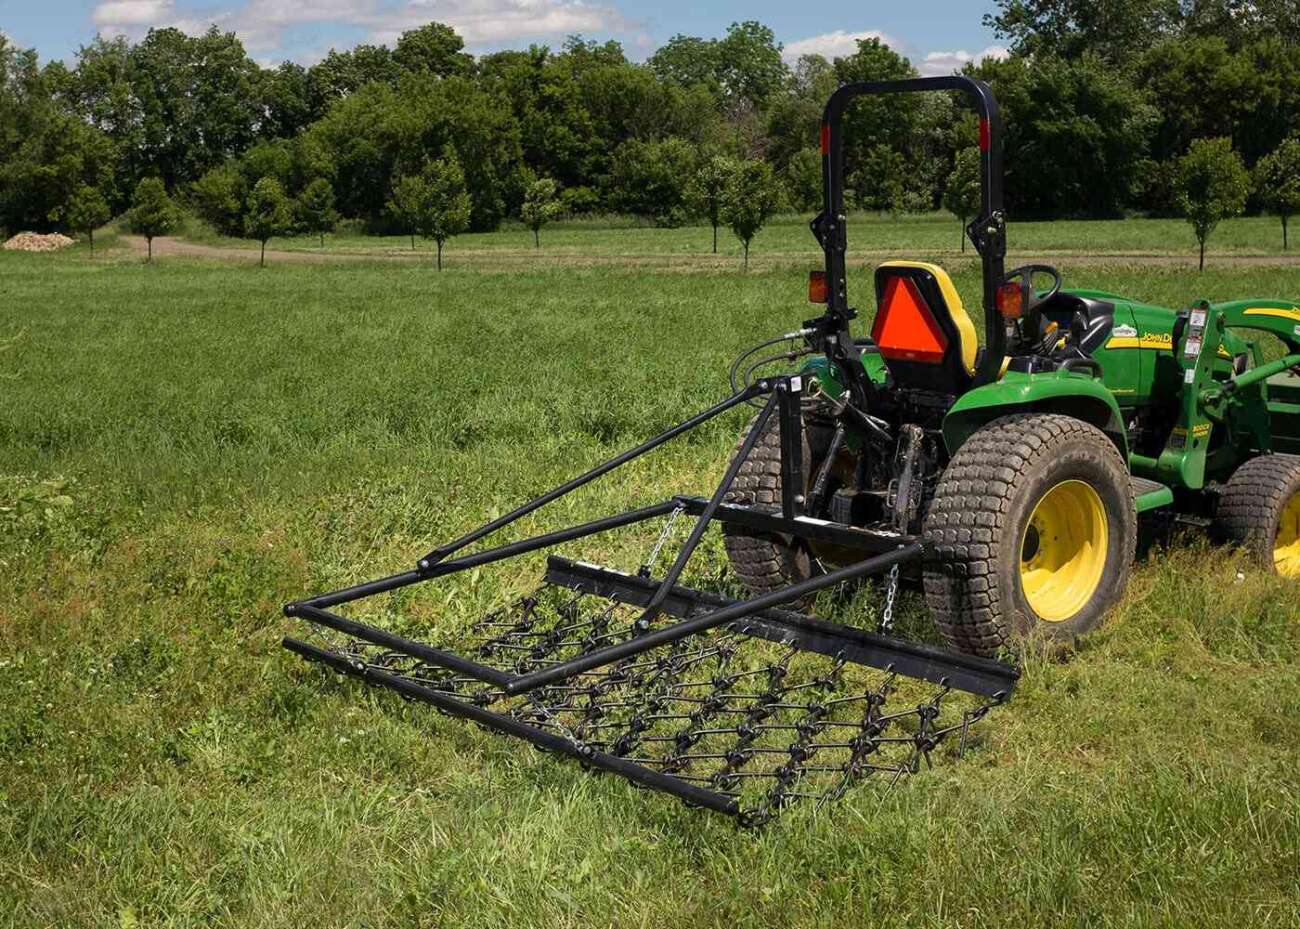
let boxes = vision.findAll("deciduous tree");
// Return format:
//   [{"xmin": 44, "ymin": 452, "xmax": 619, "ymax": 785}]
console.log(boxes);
[
  {"xmin": 57, "ymin": 184, "xmax": 111, "ymax": 255},
  {"xmin": 721, "ymin": 159, "xmax": 780, "ymax": 271},
  {"xmin": 126, "ymin": 176, "xmax": 176, "ymax": 261},
  {"xmin": 191, "ymin": 164, "xmax": 247, "ymax": 236},
  {"xmin": 244, "ymin": 176, "xmax": 294, "ymax": 266},
  {"xmin": 520, "ymin": 176, "xmax": 560, "ymax": 248},
  {"xmin": 393, "ymin": 23, "xmax": 473, "ymax": 78},
  {"xmin": 297, "ymin": 177, "xmax": 339, "ymax": 248},
  {"xmin": 1176, "ymin": 137, "xmax": 1251, "ymax": 271},
  {"xmin": 943, "ymin": 148, "xmax": 982, "ymax": 251},
  {"xmin": 387, "ymin": 157, "xmax": 472, "ymax": 269},
  {"xmin": 388, "ymin": 172, "xmax": 429, "ymax": 250},
  {"xmin": 688, "ymin": 155, "xmax": 737, "ymax": 253},
  {"xmin": 1255, "ymin": 136, "xmax": 1300, "ymax": 250}
]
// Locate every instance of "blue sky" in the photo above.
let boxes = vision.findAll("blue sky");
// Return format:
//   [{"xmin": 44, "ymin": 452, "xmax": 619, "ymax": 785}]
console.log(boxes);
[{"xmin": 1, "ymin": 0, "xmax": 1006, "ymax": 72}]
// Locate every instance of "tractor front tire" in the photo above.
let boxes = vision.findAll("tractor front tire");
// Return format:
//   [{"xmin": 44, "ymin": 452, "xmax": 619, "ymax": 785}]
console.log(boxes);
[
  {"xmin": 723, "ymin": 411, "xmax": 821, "ymax": 597},
  {"xmin": 1215, "ymin": 453, "xmax": 1300, "ymax": 577},
  {"xmin": 923, "ymin": 414, "xmax": 1137, "ymax": 656}
]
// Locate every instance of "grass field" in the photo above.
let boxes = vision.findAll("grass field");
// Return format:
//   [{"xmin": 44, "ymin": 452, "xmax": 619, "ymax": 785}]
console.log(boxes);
[
  {"xmin": 2, "ymin": 244, "xmax": 1299, "ymax": 928},
  {"xmin": 183, "ymin": 210, "xmax": 1299, "ymax": 261}
]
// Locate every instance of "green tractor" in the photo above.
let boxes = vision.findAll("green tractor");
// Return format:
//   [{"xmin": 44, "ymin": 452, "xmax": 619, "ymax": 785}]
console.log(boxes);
[
  {"xmin": 282, "ymin": 77, "xmax": 1300, "ymax": 823},
  {"xmin": 725, "ymin": 76, "xmax": 1300, "ymax": 655}
]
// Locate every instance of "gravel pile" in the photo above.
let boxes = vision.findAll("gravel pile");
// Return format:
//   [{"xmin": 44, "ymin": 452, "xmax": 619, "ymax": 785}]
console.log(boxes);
[{"xmin": 3, "ymin": 232, "xmax": 76, "ymax": 252}]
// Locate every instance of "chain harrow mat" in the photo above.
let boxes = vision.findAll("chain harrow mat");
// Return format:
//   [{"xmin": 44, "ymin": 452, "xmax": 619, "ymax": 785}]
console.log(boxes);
[{"xmin": 284, "ymin": 555, "xmax": 1016, "ymax": 826}]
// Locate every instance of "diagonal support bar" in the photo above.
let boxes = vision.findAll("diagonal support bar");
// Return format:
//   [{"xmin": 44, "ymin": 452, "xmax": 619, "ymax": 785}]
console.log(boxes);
[
  {"xmin": 633, "ymin": 391, "xmax": 778, "ymax": 630},
  {"xmin": 418, "ymin": 384, "xmax": 765, "ymax": 570},
  {"xmin": 296, "ymin": 500, "xmax": 679, "ymax": 611}
]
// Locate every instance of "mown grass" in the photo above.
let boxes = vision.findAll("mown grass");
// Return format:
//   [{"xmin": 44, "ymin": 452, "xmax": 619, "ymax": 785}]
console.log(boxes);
[
  {"xmin": 182, "ymin": 210, "xmax": 1298, "ymax": 260},
  {"xmin": 1, "ymin": 250, "xmax": 1298, "ymax": 928}
]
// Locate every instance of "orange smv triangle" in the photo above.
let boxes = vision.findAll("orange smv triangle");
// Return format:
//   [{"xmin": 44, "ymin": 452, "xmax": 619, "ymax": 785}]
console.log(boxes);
[{"xmin": 871, "ymin": 275, "xmax": 948, "ymax": 364}]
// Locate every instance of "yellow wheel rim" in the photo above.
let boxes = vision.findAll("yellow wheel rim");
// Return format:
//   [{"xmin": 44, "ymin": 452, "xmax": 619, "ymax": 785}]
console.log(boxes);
[
  {"xmin": 1019, "ymin": 480, "xmax": 1109, "ymax": 622},
  {"xmin": 1275, "ymin": 491, "xmax": 1300, "ymax": 577}
]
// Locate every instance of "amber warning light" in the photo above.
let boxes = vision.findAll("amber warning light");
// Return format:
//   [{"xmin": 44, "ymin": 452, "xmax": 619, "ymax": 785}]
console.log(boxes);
[
  {"xmin": 997, "ymin": 281, "xmax": 1026, "ymax": 319},
  {"xmin": 808, "ymin": 270, "xmax": 828, "ymax": 303}
]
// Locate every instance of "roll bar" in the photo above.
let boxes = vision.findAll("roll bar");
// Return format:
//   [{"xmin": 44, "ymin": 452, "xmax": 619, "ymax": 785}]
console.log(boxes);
[{"xmin": 813, "ymin": 76, "xmax": 1008, "ymax": 388}]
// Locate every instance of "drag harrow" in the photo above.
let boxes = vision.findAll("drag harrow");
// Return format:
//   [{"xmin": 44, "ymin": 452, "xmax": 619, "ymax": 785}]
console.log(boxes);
[{"xmin": 282, "ymin": 378, "xmax": 1019, "ymax": 825}]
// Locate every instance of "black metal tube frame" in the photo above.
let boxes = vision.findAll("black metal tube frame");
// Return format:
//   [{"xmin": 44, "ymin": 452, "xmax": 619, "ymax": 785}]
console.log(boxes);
[{"xmin": 286, "ymin": 524, "xmax": 925, "ymax": 698}]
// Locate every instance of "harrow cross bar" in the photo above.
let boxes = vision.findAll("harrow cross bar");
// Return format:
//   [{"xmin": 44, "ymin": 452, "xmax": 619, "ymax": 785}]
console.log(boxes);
[
  {"xmin": 281, "ymin": 377, "xmax": 1019, "ymax": 823},
  {"xmin": 544, "ymin": 557, "xmax": 1017, "ymax": 699}
]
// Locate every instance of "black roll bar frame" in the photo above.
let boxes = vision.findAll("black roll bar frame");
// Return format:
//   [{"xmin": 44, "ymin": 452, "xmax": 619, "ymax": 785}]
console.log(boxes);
[{"xmin": 812, "ymin": 76, "xmax": 1008, "ymax": 395}]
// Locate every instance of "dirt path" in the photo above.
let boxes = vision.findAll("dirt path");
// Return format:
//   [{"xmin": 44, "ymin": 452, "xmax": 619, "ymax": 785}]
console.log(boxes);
[{"xmin": 121, "ymin": 234, "xmax": 1300, "ymax": 270}]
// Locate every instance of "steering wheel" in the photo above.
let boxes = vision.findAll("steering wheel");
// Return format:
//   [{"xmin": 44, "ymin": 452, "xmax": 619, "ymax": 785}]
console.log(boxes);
[{"xmin": 1004, "ymin": 264, "xmax": 1063, "ymax": 352}]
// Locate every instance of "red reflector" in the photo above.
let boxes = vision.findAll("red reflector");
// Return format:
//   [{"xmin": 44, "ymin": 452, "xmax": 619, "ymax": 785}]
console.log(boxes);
[
  {"xmin": 820, "ymin": 123, "xmax": 830, "ymax": 154},
  {"xmin": 872, "ymin": 276, "xmax": 948, "ymax": 364},
  {"xmin": 808, "ymin": 270, "xmax": 828, "ymax": 303},
  {"xmin": 979, "ymin": 118, "xmax": 991, "ymax": 152}
]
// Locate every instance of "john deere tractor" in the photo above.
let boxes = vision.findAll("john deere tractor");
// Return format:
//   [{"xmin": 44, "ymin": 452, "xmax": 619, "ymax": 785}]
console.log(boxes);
[
  {"xmin": 724, "ymin": 75, "xmax": 1300, "ymax": 656},
  {"xmin": 282, "ymin": 77, "xmax": 1300, "ymax": 824}
]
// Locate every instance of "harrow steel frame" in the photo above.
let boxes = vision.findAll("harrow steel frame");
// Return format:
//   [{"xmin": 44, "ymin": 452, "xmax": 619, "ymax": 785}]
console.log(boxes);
[{"xmin": 283, "ymin": 374, "xmax": 1019, "ymax": 823}]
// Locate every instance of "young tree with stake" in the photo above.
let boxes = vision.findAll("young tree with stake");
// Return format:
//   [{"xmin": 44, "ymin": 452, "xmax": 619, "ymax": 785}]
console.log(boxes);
[
  {"xmin": 57, "ymin": 184, "xmax": 111, "ymax": 257},
  {"xmin": 423, "ymin": 156, "xmax": 472, "ymax": 270},
  {"xmin": 244, "ymin": 177, "xmax": 294, "ymax": 267},
  {"xmin": 126, "ymin": 177, "xmax": 177, "ymax": 263},
  {"xmin": 943, "ymin": 148, "xmax": 981, "ymax": 253},
  {"xmin": 388, "ymin": 173, "xmax": 429, "ymax": 251},
  {"xmin": 296, "ymin": 177, "xmax": 339, "ymax": 249},
  {"xmin": 520, "ymin": 177, "xmax": 560, "ymax": 248},
  {"xmin": 1255, "ymin": 137, "xmax": 1300, "ymax": 250},
  {"xmin": 721, "ymin": 159, "xmax": 780, "ymax": 271},
  {"xmin": 387, "ymin": 157, "xmax": 471, "ymax": 270},
  {"xmin": 1176, "ymin": 137, "xmax": 1250, "ymax": 271},
  {"xmin": 688, "ymin": 155, "xmax": 738, "ymax": 254}
]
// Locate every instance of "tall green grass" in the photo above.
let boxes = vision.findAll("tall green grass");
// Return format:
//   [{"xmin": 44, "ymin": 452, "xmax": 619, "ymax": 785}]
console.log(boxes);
[{"xmin": 1, "ymin": 251, "xmax": 1297, "ymax": 928}]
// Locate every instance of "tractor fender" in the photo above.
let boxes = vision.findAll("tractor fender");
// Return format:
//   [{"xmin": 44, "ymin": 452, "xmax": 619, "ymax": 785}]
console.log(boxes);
[{"xmin": 942, "ymin": 371, "xmax": 1129, "ymax": 459}]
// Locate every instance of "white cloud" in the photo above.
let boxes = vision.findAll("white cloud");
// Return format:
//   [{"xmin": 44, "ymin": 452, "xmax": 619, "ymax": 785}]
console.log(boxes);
[
  {"xmin": 93, "ymin": 0, "xmax": 177, "ymax": 27},
  {"xmin": 91, "ymin": 0, "xmax": 628, "ymax": 54},
  {"xmin": 916, "ymin": 44, "xmax": 1008, "ymax": 77},
  {"xmin": 781, "ymin": 29, "xmax": 899, "ymax": 64}
]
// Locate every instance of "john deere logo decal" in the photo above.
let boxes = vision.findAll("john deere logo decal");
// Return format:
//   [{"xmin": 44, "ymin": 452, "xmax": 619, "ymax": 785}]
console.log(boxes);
[{"xmin": 1106, "ymin": 328, "xmax": 1173, "ymax": 350}]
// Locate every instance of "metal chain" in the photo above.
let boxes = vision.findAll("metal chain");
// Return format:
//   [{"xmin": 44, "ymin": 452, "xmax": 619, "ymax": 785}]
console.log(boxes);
[
  {"xmin": 878, "ymin": 563, "xmax": 900, "ymax": 634},
  {"xmin": 639, "ymin": 504, "xmax": 685, "ymax": 577}
]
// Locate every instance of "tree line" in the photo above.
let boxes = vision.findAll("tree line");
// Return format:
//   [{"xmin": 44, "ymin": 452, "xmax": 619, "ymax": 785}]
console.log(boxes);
[{"xmin": 2, "ymin": 0, "xmax": 1299, "ymax": 259}]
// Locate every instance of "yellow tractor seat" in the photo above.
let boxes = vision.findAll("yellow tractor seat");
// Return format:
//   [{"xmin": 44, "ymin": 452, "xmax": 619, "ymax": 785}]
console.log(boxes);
[{"xmin": 871, "ymin": 261, "xmax": 979, "ymax": 394}]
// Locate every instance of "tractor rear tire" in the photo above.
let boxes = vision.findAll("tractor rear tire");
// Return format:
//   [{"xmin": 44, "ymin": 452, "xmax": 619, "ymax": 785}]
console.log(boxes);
[
  {"xmin": 722, "ymin": 411, "xmax": 821, "ymax": 597},
  {"xmin": 1215, "ymin": 453, "xmax": 1300, "ymax": 577},
  {"xmin": 923, "ymin": 414, "xmax": 1137, "ymax": 656}
]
